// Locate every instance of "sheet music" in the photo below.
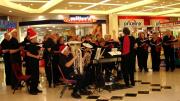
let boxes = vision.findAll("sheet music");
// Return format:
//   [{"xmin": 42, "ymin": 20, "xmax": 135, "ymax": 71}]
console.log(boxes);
[
  {"xmin": 108, "ymin": 48, "xmax": 121, "ymax": 56},
  {"xmin": 94, "ymin": 48, "xmax": 101, "ymax": 60},
  {"xmin": 94, "ymin": 48, "xmax": 105, "ymax": 60}
]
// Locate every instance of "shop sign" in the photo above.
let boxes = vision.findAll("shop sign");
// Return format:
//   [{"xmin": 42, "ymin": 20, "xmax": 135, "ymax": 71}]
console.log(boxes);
[
  {"xmin": 119, "ymin": 19, "xmax": 144, "ymax": 27},
  {"xmin": 0, "ymin": 20, "xmax": 16, "ymax": 29},
  {"xmin": 64, "ymin": 15, "xmax": 96, "ymax": 23},
  {"xmin": 160, "ymin": 22, "xmax": 174, "ymax": 27},
  {"xmin": 151, "ymin": 19, "xmax": 169, "ymax": 27}
]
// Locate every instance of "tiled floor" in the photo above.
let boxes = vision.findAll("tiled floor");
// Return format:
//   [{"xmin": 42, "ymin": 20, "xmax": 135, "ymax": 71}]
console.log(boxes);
[{"xmin": 0, "ymin": 62, "xmax": 180, "ymax": 101}]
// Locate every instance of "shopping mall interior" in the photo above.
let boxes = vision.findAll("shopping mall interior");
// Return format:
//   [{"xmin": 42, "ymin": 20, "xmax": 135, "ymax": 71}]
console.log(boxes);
[{"xmin": 0, "ymin": 0, "xmax": 180, "ymax": 101}]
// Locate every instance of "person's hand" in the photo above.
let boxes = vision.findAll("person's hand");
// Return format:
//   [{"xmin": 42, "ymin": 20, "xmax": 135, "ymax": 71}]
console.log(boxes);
[
  {"xmin": 134, "ymin": 43, "xmax": 138, "ymax": 49},
  {"xmin": 19, "ymin": 46, "xmax": 24, "ymax": 50},
  {"xmin": 2, "ymin": 49, "xmax": 9, "ymax": 53},
  {"xmin": 36, "ymin": 55, "xmax": 41, "ymax": 59}
]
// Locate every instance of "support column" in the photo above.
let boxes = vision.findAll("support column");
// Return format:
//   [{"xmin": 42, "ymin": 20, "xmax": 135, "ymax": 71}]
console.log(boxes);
[{"xmin": 109, "ymin": 14, "xmax": 119, "ymax": 41}]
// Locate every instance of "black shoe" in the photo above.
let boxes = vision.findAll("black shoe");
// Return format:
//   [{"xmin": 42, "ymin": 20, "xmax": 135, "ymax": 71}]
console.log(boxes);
[
  {"xmin": 36, "ymin": 89, "xmax": 42, "ymax": 93},
  {"xmin": 145, "ymin": 69, "xmax": 149, "ymax": 72},
  {"xmin": 71, "ymin": 92, "xmax": 81, "ymax": 99},
  {"xmin": 80, "ymin": 90, "xmax": 92, "ymax": 95},
  {"xmin": 171, "ymin": 69, "xmax": 175, "ymax": 72},
  {"xmin": 131, "ymin": 83, "xmax": 135, "ymax": 86},
  {"xmin": 29, "ymin": 91, "xmax": 38, "ymax": 95}
]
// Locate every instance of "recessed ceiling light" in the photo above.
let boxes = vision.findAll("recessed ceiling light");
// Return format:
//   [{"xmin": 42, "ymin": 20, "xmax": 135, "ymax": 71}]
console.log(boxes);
[
  {"xmin": 38, "ymin": 15, "xmax": 44, "ymax": 19},
  {"xmin": 9, "ymin": 10, "xmax": 12, "ymax": 12},
  {"xmin": 125, "ymin": 1, "xmax": 129, "ymax": 3},
  {"xmin": 58, "ymin": 15, "xmax": 64, "ymax": 19}
]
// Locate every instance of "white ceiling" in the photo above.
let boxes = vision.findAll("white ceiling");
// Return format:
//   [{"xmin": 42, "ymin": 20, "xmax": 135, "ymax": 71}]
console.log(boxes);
[{"xmin": 0, "ymin": 0, "xmax": 180, "ymax": 17}]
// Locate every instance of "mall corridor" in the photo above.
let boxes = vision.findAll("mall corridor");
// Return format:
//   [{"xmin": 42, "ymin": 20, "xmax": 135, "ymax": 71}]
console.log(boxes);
[{"xmin": 0, "ymin": 61, "xmax": 180, "ymax": 101}]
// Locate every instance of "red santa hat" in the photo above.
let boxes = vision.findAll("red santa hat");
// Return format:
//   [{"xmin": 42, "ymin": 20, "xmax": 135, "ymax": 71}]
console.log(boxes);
[
  {"xmin": 59, "ymin": 45, "xmax": 69, "ymax": 54},
  {"xmin": 7, "ymin": 28, "xmax": 17, "ymax": 39},
  {"xmin": 27, "ymin": 27, "xmax": 37, "ymax": 40}
]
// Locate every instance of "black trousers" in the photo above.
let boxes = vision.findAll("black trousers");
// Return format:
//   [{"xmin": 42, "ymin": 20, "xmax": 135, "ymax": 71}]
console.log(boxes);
[
  {"xmin": 28, "ymin": 60, "xmax": 39, "ymax": 92},
  {"xmin": 164, "ymin": 48, "xmax": 175, "ymax": 71},
  {"xmin": 137, "ymin": 50, "xmax": 148, "ymax": 71},
  {"xmin": 66, "ymin": 71, "xmax": 89, "ymax": 93},
  {"xmin": 121, "ymin": 54, "xmax": 135, "ymax": 86},
  {"xmin": 151, "ymin": 51, "xmax": 161, "ymax": 71},
  {"xmin": 3, "ymin": 55, "xmax": 12, "ymax": 85},
  {"xmin": 52, "ymin": 56, "xmax": 60, "ymax": 84},
  {"xmin": 44, "ymin": 57, "xmax": 53, "ymax": 86},
  {"xmin": 11, "ymin": 63, "xmax": 22, "ymax": 89}
]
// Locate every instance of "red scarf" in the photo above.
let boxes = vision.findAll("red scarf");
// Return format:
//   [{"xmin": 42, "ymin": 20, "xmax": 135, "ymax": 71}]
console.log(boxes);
[{"xmin": 122, "ymin": 35, "xmax": 130, "ymax": 55}]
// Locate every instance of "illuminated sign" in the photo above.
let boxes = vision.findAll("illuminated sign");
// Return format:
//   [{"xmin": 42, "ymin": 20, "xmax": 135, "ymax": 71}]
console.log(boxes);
[
  {"xmin": 64, "ymin": 15, "xmax": 96, "ymax": 23},
  {"xmin": 124, "ymin": 20, "xmax": 142, "ymax": 26},
  {"xmin": 119, "ymin": 19, "xmax": 144, "ymax": 27}
]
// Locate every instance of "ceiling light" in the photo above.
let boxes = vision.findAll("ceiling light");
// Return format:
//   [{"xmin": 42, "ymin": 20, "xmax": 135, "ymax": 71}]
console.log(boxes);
[
  {"xmin": 125, "ymin": 1, "xmax": 129, "ymax": 3},
  {"xmin": 58, "ymin": 15, "xmax": 64, "ymax": 19},
  {"xmin": 38, "ymin": 16, "xmax": 45, "ymax": 19},
  {"xmin": 68, "ymin": 2, "xmax": 94, "ymax": 5},
  {"xmin": 68, "ymin": 2, "xmax": 123, "ymax": 6},
  {"xmin": 48, "ymin": 30, "xmax": 52, "ymax": 32},
  {"xmin": 9, "ymin": 0, "xmax": 48, "ymax": 3},
  {"xmin": 81, "ymin": 0, "xmax": 110, "ymax": 11},
  {"xmin": 30, "ymin": 4, "xmax": 33, "ymax": 6},
  {"xmin": 9, "ymin": 10, "xmax": 12, "ymax": 12}
]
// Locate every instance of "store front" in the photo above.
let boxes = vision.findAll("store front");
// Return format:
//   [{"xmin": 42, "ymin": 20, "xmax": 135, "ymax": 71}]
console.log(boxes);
[
  {"xmin": 118, "ymin": 16, "xmax": 170, "ymax": 38},
  {"xmin": 19, "ymin": 15, "xmax": 107, "ymax": 42}
]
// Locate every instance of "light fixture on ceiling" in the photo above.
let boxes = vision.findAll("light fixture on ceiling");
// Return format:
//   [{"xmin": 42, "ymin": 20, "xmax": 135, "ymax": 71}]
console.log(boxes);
[
  {"xmin": 125, "ymin": 1, "xmax": 129, "ymax": 4},
  {"xmin": 58, "ymin": 15, "xmax": 64, "ymax": 19},
  {"xmin": 38, "ymin": 15, "xmax": 45, "ymax": 19},
  {"xmin": 9, "ymin": 0, "xmax": 48, "ymax": 3},
  {"xmin": 68, "ymin": 2, "xmax": 123, "ymax": 6},
  {"xmin": 30, "ymin": 4, "xmax": 33, "ymax": 6},
  {"xmin": 48, "ymin": 30, "xmax": 52, "ymax": 32},
  {"xmin": 9, "ymin": 10, "xmax": 12, "ymax": 12},
  {"xmin": 81, "ymin": 0, "xmax": 110, "ymax": 11}
]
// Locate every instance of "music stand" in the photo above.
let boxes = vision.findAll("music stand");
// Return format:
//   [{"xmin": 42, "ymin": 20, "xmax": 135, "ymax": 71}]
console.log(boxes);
[{"xmin": 93, "ymin": 48, "xmax": 105, "ymax": 93}]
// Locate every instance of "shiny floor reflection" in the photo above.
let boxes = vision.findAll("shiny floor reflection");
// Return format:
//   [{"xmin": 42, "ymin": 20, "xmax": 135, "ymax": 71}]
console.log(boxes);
[{"xmin": 0, "ymin": 62, "xmax": 180, "ymax": 101}]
